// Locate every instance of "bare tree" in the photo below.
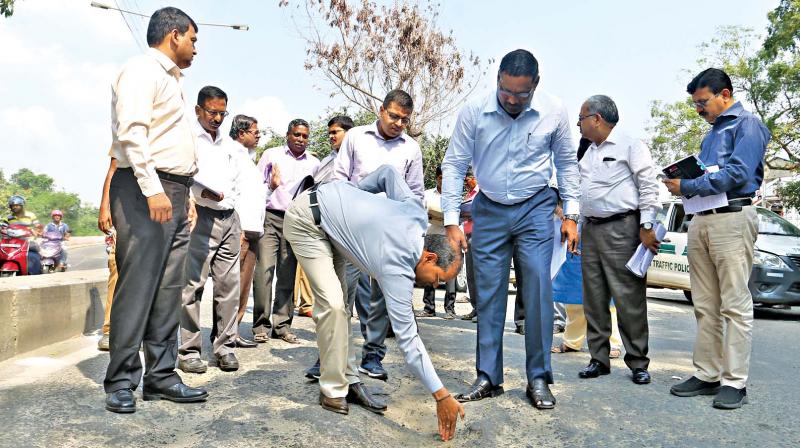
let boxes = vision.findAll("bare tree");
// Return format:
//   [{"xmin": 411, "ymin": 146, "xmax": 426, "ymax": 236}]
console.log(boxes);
[{"xmin": 279, "ymin": 0, "xmax": 487, "ymax": 137}]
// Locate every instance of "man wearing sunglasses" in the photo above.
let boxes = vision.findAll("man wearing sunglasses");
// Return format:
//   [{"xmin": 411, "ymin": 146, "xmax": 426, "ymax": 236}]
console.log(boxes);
[
  {"xmin": 664, "ymin": 68, "xmax": 770, "ymax": 410},
  {"xmin": 442, "ymin": 49, "xmax": 580, "ymax": 410}
]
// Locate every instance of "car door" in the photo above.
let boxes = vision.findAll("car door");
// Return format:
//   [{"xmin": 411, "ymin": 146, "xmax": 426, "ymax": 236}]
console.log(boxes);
[{"xmin": 648, "ymin": 202, "xmax": 692, "ymax": 290}]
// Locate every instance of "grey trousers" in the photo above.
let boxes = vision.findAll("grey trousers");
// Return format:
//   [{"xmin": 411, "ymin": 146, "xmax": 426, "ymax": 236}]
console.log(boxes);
[
  {"xmin": 362, "ymin": 279, "xmax": 389, "ymax": 361},
  {"xmin": 179, "ymin": 206, "xmax": 241, "ymax": 359},
  {"xmin": 252, "ymin": 210, "xmax": 297, "ymax": 337},
  {"xmin": 582, "ymin": 214, "xmax": 650, "ymax": 371},
  {"xmin": 103, "ymin": 168, "xmax": 189, "ymax": 393}
]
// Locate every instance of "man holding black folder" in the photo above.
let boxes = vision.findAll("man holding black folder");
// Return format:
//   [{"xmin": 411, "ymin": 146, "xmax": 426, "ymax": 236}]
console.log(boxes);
[
  {"xmin": 576, "ymin": 95, "xmax": 660, "ymax": 386},
  {"xmin": 664, "ymin": 68, "xmax": 770, "ymax": 410}
]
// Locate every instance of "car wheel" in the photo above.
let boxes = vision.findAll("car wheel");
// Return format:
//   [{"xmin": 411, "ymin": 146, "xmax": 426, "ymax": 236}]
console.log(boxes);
[
  {"xmin": 455, "ymin": 262, "xmax": 467, "ymax": 293},
  {"xmin": 683, "ymin": 290, "xmax": 693, "ymax": 304}
]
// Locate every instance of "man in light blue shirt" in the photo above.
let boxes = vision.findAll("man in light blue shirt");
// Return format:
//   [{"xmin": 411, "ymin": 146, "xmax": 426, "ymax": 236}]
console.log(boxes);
[
  {"xmin": 441, "ymin": 49, "xmax": 580, "ymax": 410},
  {"xmin": 284, "ymin": 165, "xmax": 465, "ymax": 441}
]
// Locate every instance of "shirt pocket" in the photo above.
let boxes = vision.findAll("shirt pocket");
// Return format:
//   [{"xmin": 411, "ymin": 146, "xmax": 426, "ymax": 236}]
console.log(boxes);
[
  {"xmin": 526, "ymin": 131, "xmax": 553, "ymax": 151},
  {"xmin": 592, "ymin": 159, "xmax": 631, "ymax": 186}
]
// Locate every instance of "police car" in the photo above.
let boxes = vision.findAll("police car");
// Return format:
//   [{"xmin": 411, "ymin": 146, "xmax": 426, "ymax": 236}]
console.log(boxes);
[{"xmin": 647, "ymin": 200, "xmax": 800, "ymax": 307}]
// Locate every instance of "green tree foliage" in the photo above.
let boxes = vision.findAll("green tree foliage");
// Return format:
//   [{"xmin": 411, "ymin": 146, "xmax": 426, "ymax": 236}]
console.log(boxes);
[
  {"xmin": 419, "ymin": 134, "xmax": 450, "ymax": 190},
  {"xmin": 647, "ymin": 99, "xmax": 706, "ymax": 166},
  {"xmin": 777, "ymin": 180, "xmax": 800, "ymax": 209},
  {"xmin": 0, "ymin": 0, "xmax": 16, "ymax": 18},
  {"xmin": 0, "ymin": 168, "xmax": 100, "ymax": 236}
]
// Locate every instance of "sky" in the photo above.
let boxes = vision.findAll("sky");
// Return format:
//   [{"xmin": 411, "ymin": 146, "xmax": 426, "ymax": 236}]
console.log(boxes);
[{"xmin": 0, "ymin": 0, "xmax": 780, "ymax": 206}]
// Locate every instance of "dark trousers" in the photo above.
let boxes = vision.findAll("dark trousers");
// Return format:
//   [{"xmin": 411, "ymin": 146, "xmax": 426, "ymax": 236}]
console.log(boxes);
[
  {"xmin": 237, "ymin": 232, "xmax": 260, "ymax": 327},
  {"xmin": 472, "ymin": 189, "xmax": 556, "ymax": 386},
  {"xmin": 252, "ymin": 210, "xmax": 297, "ymax": 337},
  {"xmin": 582, "ymin": 214, "xmax": 650, "ymax": 371},
  {"xmin": 103, "ymin": 168, "xmax": 189, "ymax": 393},
  {"xmin": 422, "ymin": 281, "xmax": 456, "ymax": 314},
  {"xmin": 465, "ymin": 235, "xmax": 476, "ymax": 309}
]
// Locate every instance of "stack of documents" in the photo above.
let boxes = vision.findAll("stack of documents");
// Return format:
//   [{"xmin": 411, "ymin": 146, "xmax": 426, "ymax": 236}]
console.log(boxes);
[{"xmin": 625, "ymin": 222, "xmax": 668, "ymax": 278}]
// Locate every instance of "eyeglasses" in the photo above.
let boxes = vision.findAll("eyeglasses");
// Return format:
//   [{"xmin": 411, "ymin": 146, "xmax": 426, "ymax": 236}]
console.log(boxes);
[
  {"xmin": 243, "ymin": 129, "xmax": 261, "ymax": 137},
  {"xmin": 385, "ymin": 111, "xmax": 411, "ymax": 125},
  {"xmin": 497, "ymin": 85, "xmax": 534, "ymax": 99},
  {"xmin": 578, "ymin": 113, "xmax": 598, "ymax": 122},
  {"xmin": 200, "ymin": 107, "xmax": 229, "ymax": 118},
  {"xmin": 692, "ymin": 93, "xmax": 721, "ymax": 109},
  {"xmin": 328, "ymin": 129, "xmax": 345, "ymax": 136}
]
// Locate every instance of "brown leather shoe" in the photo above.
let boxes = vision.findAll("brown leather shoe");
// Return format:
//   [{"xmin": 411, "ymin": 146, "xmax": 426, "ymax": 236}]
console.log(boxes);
[
  {"xmin": 346, "ymin": 382, "xmax": 387, "ymax": 414},
  {"xmin": 319, "ymin": 392, "xmax": 348, "ymax": 415}
]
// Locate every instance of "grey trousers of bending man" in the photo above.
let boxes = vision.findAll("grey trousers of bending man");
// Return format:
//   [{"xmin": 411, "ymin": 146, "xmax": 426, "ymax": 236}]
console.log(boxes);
[
  {"xmin": 104, "ymin": 169, "xmax": 190, "ymax": 393},
  {"xmin": 581, "ymin": 214, "xmax": 649, "ymax": 371},
  {"xmin": 180, "ymin": 206, "xmax": 241, "ymax": 361},
  {"xmin": 252, "ymin": 210, "xmax": 298, "ymax": 339}
]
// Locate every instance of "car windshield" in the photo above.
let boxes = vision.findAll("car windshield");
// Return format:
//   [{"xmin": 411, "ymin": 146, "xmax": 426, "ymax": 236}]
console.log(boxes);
[{"xmin": 756, "ymin": 208, "xmax": 800, "ymax": 236}]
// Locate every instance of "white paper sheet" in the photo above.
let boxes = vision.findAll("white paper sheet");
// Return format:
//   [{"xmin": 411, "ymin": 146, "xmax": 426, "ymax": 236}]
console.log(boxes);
[
  {"xmin": 551, "ymin": 217, "xmax": 567, "ymax": 279},
  {"xmin": 680, "ymin": 165, "xmax": 727, "ymax": 214},
  {"xmin": 625, "ymin": 222, "xmax": 668, "ymax": 278}
]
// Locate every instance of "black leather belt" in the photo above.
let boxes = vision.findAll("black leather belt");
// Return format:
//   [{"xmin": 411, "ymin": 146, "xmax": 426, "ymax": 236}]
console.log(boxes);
[
  {"xmin": 309, "ymin": 187, "xmax": 321, "ymax": 226},
  {"xmin": 156, "ymin": 170, "xmax": 194, "ymax": 187},
  {"xmin": 197, "ymin": 205, "xmax": 234, "ymax": 218},
  {"xmin": 696, "ymin": 198, "xmax": 752, "ymax": 216},
  {"xmin": 585, "ymin": 209, "xmax": 638, "ymax": 225},
  {"xmin": 266, "ymin": 209, "xmax": 285, "ymax": 217}
]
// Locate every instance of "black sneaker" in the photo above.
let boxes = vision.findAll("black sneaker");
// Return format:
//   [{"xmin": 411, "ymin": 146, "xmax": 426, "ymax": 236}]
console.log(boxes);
[
  {"xmin": 305, "ymin": 358, "xmax": 321, "ymax": 380},
  {"xmin": 358, "ymin": 354, "xmax": 388, "ymax": 381},
  {"xmin": 712, "ymin": 386, "xmax": 748, "ymax": 409},
  {"xmin": 670, "ymin": 376, "xmax": 721, "ymax": 397}
]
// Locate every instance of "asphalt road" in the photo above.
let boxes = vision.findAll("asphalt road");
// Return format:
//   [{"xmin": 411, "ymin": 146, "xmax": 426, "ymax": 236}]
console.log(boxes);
[
  {"xmin": 0, "ymin": 287, "xmax": 797, "ymax": 447},
  {"xmin": 65, "ymin": 243, "xmax": 108, "ymax": 271}
]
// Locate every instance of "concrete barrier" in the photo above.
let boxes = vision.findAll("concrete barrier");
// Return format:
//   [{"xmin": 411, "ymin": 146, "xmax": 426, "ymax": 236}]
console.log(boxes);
[{"xmin": 0, "ymin": 268, "xmax": 108, "ymax": 361}]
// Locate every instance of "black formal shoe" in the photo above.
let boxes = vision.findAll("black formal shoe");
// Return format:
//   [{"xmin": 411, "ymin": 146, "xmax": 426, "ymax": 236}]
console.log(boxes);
[
  {"xmin": 346, "ymin": 382, "xmax": 387, "ymax": 414},
  {"xmin": 235, "ymin": 336, "xmax": 257, "ymax": 348},
  {"xmin": 515, "ymin": 324, "xmax": 525, "ymax": 335},
  {"xmin": 320, "ymin": 392, "xmax": 349, "ymax": 415},
  {"xmin": 454, "ymin": 377, "xmax": 504, "ymax": 402},
  {"xmin": 461, "ymin": 310, "xmax": 476, "ymax": 320},
  {"xmin": 632, "ymin": 368, "xmax": 651, "ymax": 385},
  {"xmin": 216, "ymin": 353, "xmax": 240, "ymax": 372},
  {"xmin": 177, "ymin": 358, "xmax": 207, "ymax": 374},
  {"xmin": 712, "ymin": 386, "xmax": 748, "ymax": 410},
  {"xmin": 579, "ymin": 360, "xmax": 610, "ymax": 379},
  {"xmin": 105, "ymin": 388, "xmax": 136, "ymax": 413},
  {"xmin": 670, "ymin": 376, "xmax": 721, "ymax": 397},
  {"xmin": 142, "ymin": 382, "xmax": 209, "ymax": 403},
  {"xmin": 526, "ymin": 378, "xmax": 556, "ymax": 409}
]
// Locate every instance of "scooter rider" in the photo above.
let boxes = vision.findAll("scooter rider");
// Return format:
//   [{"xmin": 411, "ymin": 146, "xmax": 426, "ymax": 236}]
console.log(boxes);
[
  {"xmin": 4, "ymin": 195, "xmax": 42, "ymax": 275},
  {"xmin": 44, "ymin": 209, "xmax": 71, "ymax": 270}
]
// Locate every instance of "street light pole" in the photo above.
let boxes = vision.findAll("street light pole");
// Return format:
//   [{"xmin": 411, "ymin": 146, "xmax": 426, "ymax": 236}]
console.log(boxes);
[{"xmin": 90, "ymin": 2, "xmax": 249, "ymax": 30}]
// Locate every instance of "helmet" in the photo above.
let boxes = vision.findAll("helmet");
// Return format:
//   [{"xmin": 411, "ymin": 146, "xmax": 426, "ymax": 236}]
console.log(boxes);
[
  {"xmin": 8, "ymin": 195, "xmax": 25, "ymax": 207},
  {"xmin": 51, "ymin": 209, "xmax": 63, "ymax": 217}
]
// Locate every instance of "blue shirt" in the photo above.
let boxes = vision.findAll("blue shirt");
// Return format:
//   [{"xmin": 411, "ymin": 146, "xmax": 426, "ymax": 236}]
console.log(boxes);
[
  {"xmin": 441, "ymin": 91, "xmax": 581, "ymax": 225},
  {"xmin": 316, "ymin": 166, "xmax": 443, "ymax": 393},
  {"xmin": 680, "ymin": 102, "xmax": 770, "ymax": 199}
]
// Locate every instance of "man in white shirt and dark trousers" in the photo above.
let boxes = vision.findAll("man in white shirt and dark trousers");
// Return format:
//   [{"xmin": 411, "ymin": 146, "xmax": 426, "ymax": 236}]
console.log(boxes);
[
  {"xmin": 576, "ymin": 95, "xmax": 660, "ymax": 385},
  {"xmin": 104, "ymin": 7, "xmax": 207, "ymax": 413},
  {"xmin": 229, "ymin": 114, "xmax": 267, "ymax": 348},
  {"xmin": 415, "ymin": 165, "xmax": 457, "ymax": 319},
  {"xmin": 179, "ymin": 86, "xmax": 244, "ymax": 373}
]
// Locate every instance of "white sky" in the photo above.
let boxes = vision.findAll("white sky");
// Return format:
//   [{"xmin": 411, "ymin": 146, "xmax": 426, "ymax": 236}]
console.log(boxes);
[{"xmin": 0, "ymin": 0, "xmax": 779, "ymax": 206}]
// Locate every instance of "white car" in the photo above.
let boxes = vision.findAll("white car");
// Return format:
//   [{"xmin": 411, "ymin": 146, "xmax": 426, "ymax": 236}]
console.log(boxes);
[{"xmin": 647, "ymin": 200, "xmax": 800, "ymax": 307}]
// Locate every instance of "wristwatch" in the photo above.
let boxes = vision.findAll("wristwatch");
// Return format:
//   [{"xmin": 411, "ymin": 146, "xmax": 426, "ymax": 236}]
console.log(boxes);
[
  {"xmin": 564, "ymin": 214, "xmax": 579, "ymax": 223},
  {"xmin": 640, "ymin": 222, "xmax": 654, "ymax": 230}
]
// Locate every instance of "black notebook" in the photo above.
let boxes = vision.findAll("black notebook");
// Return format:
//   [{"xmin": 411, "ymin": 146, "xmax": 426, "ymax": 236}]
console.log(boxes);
[{"xmin": 662, "ymin": 155, "xmax": 706, "ymax": 180}]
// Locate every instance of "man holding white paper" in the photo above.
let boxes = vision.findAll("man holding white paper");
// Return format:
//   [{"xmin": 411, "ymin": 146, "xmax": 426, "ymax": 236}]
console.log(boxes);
[
  {"xmin": 664, "ymin": 68, "xmax": 769, "ymax": 410},
  {"xmin": 576, "ymin": 95, "xmax": 660, "ymax": 386}
]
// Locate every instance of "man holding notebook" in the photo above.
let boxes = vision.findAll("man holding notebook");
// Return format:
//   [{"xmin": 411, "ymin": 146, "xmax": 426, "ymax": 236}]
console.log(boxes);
[{"xmin": 664, "ymin": 68, "xmax": 770, "ymax": 410}]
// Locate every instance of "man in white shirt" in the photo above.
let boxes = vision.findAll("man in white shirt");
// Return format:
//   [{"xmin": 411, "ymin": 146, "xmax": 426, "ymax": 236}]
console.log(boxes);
[
  {"xmin": 104, "ymin": 7, "xmax": 207, "ymax": 414},
  {"xmin": 229, "ymin": 114, "xmax": 267, "ymax": 348},
  {"xmin": 576, "ymin": 95, "xmax": 660, "ymax": 385},
  {"xmin": 415, "ymin": 166, "xmax": 457, "ymax": 319},
  {"xmin": 179, "ymin": 86, "xmax": 245, "ymax": 374}
]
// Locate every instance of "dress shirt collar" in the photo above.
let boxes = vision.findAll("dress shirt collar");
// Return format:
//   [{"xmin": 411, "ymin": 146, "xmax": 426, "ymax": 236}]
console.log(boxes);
[
  {"xmin": 482, "ymin": 92, "xmax": 535, "ymax": 117},
  {"xmin": 284, "ymin": 145, "xmax": 309, "ymax": 160},
  {"xmin": 147, "ymin": 48, "xmax": 182, "ymax": 80},
  {"xmin": 194, "ymin": 119, "xmax": 225, "ymax": 145},
  {"xmin": 365, "ymin": 121, "xmax": 406, "ymax": 142},
  {"xmin": 590, "ymin": 126, "xmax": 621, "ymax": 150},
  {"xmin": 717, "ymin": 101, "xmax": 744, "ymax": 120}
]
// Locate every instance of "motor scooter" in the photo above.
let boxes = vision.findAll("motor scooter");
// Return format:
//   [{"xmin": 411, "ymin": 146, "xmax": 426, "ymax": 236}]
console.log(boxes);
[
  {"xmin": 0, "ymin": 223, "xmax": 34, "ymax": 277},
  {"xmin": 39, "ymin": 229, "xmax": 65, "ymax": 273}
]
